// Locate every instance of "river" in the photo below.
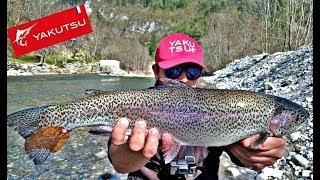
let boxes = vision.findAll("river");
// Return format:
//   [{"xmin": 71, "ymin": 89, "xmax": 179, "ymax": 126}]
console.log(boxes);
[{"xmin": 7, "ymin": 74, "xmax": 155, "ymax": 180}]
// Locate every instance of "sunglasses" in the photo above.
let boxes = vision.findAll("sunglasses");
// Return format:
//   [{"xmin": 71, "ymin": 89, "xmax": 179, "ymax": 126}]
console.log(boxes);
[{"xmin": 164, "ymin": 64, "xmax": 203, "ymax": 80}]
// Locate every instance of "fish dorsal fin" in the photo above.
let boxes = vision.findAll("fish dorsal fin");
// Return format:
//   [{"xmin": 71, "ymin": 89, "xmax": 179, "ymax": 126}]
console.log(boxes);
[
  {"xmin": 84, "ymin": 89, "xmax": 104, "ymax": 95},
  {"xmin": 84, "ymin": 89, "xmax": 113, "ymax": 97},
  {"xmin": 152, "ymin": 78, "xmax": 190, "ymax": 89}
]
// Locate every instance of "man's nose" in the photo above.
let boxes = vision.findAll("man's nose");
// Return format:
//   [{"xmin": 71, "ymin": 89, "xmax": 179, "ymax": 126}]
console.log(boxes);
[{"xmin": 176, "ymin": 71, "xmax": 188, "ymax": 83}]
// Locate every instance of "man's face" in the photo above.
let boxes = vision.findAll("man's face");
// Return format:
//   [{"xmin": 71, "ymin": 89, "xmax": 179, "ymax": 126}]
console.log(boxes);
[{"xmin": 152, "ymin": 64, "xmax": 198, "ymax": 88}]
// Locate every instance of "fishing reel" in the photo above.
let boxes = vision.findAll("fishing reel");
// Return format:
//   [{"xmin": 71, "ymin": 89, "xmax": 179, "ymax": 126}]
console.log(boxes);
[
  {"xmin": 169, "ymin": 156, "xmax": 197, "ymax": 176},
  {"xmin": 169, "ymin": 146, "xmax": 197, "ymax": 176},
  {"xmin": 149, "ymin": 146, "xmax": 198, "ymax": 179}
]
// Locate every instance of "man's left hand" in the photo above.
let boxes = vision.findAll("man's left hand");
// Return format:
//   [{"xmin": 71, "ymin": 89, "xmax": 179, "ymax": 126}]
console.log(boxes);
[{"xmin": 227, "ymin": 136, "xmax": 286, "ymax": 170}]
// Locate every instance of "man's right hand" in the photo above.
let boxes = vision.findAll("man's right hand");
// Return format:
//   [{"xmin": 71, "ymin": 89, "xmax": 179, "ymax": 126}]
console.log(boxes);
[{"xmin": 109, "ymin": 117, "xmax": 161, "ymax": 173}]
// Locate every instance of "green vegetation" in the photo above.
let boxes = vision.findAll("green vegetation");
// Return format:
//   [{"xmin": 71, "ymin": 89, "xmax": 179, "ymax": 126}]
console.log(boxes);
[
  {"xmin": 7, "ymin": 0, "xmax": 313, "ymax": 73},
  {"xmin": 8, "ymin": 56, "xmax": 39, "ymax": 64}
]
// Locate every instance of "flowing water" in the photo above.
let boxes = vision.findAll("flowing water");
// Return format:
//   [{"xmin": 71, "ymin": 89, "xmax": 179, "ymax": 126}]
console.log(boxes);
[{"xmin": 7, "ymin": 74, "xmax": 155, "ymax": 179}]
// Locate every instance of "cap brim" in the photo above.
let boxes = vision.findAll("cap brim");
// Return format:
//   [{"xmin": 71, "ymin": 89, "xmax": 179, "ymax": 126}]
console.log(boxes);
[{"xmin": 158, "ymin": 58, "xmax": 207, "ymax": 69}]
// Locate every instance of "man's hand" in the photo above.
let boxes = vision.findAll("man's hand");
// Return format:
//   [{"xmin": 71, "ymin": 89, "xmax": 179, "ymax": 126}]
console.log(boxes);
[
  {"xmin": 111, "ymin": 118, "xmax": 160, "ymax": 158},
  {"xmin": 109, "ymin": 118, "xmax": 160, "ymax": 173},
  {"xmin": 227, "ymin": 136, "xmax": 286, "ymax": 170}
]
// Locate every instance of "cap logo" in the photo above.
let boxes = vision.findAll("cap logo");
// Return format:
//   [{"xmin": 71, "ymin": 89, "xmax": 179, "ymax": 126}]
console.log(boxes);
[{"xmin": 168, "ymin": 39, "xmax": 196, "ymax": 53}]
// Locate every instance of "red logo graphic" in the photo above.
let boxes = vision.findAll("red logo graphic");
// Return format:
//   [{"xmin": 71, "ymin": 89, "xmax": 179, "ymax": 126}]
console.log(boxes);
[
  {"xmin": 7, "ymin": 4, "xmax": 93, "ymax": 57},
  {"xmin": 13, "ymin": 23, "xmax": 38, "ymax": 47}
]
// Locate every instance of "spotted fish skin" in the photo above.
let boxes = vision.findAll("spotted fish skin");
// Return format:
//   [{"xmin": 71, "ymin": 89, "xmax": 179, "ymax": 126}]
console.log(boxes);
[{"xmin": 7, "ymin": 86, "xmax": 309, "ymax": 165}]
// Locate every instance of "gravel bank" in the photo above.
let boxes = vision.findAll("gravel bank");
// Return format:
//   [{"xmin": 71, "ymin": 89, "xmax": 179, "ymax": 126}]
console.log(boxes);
[{"xmin": 202, "ymin": 44, "xmax": 313, "ymax": 180}]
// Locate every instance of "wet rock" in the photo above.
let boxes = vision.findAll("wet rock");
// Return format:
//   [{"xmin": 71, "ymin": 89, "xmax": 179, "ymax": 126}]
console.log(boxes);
[
  {"xmin": 306, "ymin": 97, "xmax": 313, "ymax": 103},
  {"xmin": 307, "ymin": 151, "xmax": 313, "ymax": 160},
  {"xmin": 256, "ymin": 172, "xmax": 269, "ymax": 180},
  {"xmin": 280, "ymin": 80, "xmax": 291, "ymax": 87},
  {"xmin": 98, "ymin": 172, "xmax": 113, "ymax": 180},
  {"xmin": 289, "ymin": 131, "xmax": 302, "ymax": 142},
  {"xmin": 7, "ymin": 162, "xmax": 14, "ymax": 168},
  {"xmin": 291, "ymin": 154, "xmax": 309, "ymax": 167},
  {"xmin": 264, "ymin": 81, "xmax": 276, "ymax": 90},
  {"xmin": 262, "ymin": 167, "xmax": 284, "ymax": 178},
  {"xmin": 95, "ymin": 151, "xmax": 108, "ymax": 159},
  {"xmin": 302, "ymin": 170, "xmax": 312, "ymax": 177},
  {"xmin": 225, "ymin": 167, "xmax": 241, "ymax": 177}
]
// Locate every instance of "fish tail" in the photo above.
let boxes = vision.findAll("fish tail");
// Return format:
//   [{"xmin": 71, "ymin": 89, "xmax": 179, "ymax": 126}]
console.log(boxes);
[
  {"xmin": 7, "ymin": 105, "xmax": 70, "ymax": 165},
  {"xmin": 7, "ymin": 105, "xmax": 54, "ymax": 138}
]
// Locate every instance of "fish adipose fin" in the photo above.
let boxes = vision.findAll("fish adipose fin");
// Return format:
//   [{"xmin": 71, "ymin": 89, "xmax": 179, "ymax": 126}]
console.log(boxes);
[
  {"xmin": 250, "ymin": 132, "xmax": 271, "ymax": 149},
  {"xmin": 25, "ymin": 126, "xmax": 70, "ymax": 165}
]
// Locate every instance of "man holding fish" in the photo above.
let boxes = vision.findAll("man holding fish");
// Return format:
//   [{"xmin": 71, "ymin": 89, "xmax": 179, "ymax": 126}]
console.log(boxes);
[{"xmin": 108, "ymin": 33, "xmax": 286, "ymax": 179}]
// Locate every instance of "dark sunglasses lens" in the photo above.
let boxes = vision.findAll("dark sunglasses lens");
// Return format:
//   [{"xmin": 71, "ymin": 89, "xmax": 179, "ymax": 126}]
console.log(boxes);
[
  {"xmin": 165, "ymin": 66, "xmax": 183, "ymax": 79},
  {"xmin": 186, "ymin": 66, "xmax": 202, "ymax": 80}
]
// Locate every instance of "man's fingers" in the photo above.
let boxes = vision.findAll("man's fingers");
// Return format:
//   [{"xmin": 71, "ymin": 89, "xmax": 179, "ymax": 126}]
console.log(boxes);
[
  {"xmin": 228, "ymin": 143, "xmax": 281, "ymax": 169},
  {"xmin": 255, "ymin": 147, "xmax": 285, "ymax": 158},
  {"xmin": 143, "ymin": 128, "xmax": 160, "ymax": 158},
  {"xmin": 257, "ymin": 137, "xmax": 286, "ymax": 150},
  {"xmin": 241, "ymin": 136, "xmax": 285, "ymax": 151},
  {"xmin": 111, "ymin": 118, "xmax": 129, "ymax": 146},
  {"xmin": 241, "ymin": 135, "xmax": 259, "ymax": 148},
  {"xmin": 161, "ymin": 133, "xmax": 174, "ymax": 153},
  {"xmin": 228, "ymin": 145, "xmax": 276, "ymax": 170},
  {"xmin": 230, "ymin": 142, "xmax": 284, "ymax": 158},
  {"xmin": 129, "ymin": 121, "xmax": 147, "ymax": 151}
]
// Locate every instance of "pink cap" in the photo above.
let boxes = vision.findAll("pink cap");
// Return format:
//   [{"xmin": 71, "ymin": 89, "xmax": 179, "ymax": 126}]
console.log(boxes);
[{"xmin": 155, "ymin": 33, "xmax": 206, "ymax": 69}]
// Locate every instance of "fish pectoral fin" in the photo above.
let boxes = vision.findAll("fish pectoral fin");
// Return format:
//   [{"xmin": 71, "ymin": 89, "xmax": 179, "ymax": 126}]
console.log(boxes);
[
  {"xmin": 162, "ymin": 143, "xmax": 182, "ymax": 164},
  {"xmin": 88, "ymin": 126, "xmax": 132, "ymax": 136},
  {"xmin": 88, "ymin": 125, "xmax": 112, "ymax": 136},
  {"xmin": 250, "ymin": 132, "xmax": 271, "ymax": 149},
  {"xmin": 25, "ymin": 126, "xmax": 70, "ymax": 165}
]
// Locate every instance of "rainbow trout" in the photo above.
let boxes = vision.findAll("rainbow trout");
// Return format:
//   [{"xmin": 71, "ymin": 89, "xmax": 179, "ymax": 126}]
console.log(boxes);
[{"xmin": 7, "ymin": 79, "xmax": 309, "ymax": 165}]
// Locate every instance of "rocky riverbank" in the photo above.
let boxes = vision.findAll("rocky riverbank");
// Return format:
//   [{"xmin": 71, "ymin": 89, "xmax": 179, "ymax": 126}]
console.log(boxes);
[
  {"xmin": 202, "ymin": 44, "xmax": 313, "ymax": 180},
  {"xmin": 7, "ymin": 62, "xmax": 98, "ymax": 76},
  {"xmin": 7, "ymin": 61, "xmax": 154, "ymax": 77}
]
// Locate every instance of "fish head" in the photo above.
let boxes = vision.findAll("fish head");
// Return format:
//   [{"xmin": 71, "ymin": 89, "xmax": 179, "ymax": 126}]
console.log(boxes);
[{"xmin": 269, "ymin": 96, "xmax": 309, "ymax": 136}]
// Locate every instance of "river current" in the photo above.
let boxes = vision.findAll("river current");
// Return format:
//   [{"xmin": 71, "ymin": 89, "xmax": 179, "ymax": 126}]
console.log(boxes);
[{"xmin": 7, "ymin": 74, "xmax": 155, "ymax": 179}]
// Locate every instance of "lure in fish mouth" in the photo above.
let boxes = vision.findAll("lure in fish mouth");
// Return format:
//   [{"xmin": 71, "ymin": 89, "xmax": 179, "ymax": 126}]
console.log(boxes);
[{"xmin": 7, "ymin": 78, "xmax": 310, "ymax": 165}]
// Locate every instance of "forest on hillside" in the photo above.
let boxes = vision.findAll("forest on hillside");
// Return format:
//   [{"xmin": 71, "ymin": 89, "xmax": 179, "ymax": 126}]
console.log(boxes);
[{"xmin": 7, "ymin": 0, "xmax": 313, "ymax": 73}]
